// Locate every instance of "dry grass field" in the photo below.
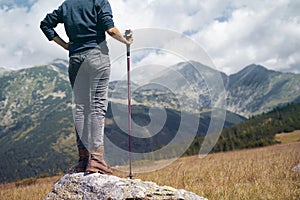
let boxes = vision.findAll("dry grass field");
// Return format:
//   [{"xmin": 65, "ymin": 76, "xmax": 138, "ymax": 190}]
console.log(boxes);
[
  {"xmin": 135, "ymin": 142, "xmax": 300, "ymax": 200},
  {"xmin": 1, "ymin": 141, "xmax": 299, "ymax": 200},
  {"xmin": 0, "ymin": 176, "xmax": 59, "ymax": 200},
  {"xmin": 275, "ymin": 130, "xmax": 300, "ymax": 144}
]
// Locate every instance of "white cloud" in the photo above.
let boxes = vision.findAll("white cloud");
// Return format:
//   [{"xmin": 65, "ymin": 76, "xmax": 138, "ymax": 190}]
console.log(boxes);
[
  {"xmin": 194, "ymin": 0, "xmax": 300, "ymax": 74},
  {"xmin": 0, "ymin": 0, "xmax": 299, "ymax": 76},
  {"xmin": 0, "ymin": 0, "xmax": 67, "ymax": 69}
]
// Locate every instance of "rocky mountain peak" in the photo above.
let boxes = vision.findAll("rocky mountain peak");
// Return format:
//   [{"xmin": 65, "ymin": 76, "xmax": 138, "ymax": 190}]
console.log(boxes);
[
  {"xmin": 242, "ymin": 63, "xmax": 268, "ymax": 72},
  {"xmin": 228, "ymin": 64, "xmax": 280, "ymax": 87},
  {"xmin": 49, "ymin": 59, "xmax": 69, "ymax": 74},
  {"xmin": 0, "ymin": 67, "xmax": 10, "ymax": 76}
]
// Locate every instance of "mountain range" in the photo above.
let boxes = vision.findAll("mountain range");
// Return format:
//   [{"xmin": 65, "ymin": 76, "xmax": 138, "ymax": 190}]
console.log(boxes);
[
  {"xmin": 0, "ymin": 59, "xmax": 299, "ymax": 183},
  {"xmin": 124, "ymin": 61, "xmax": 300, "ymax": 117},
  {"xmin": 227, "ymin": 64, "xmax": 300, "ymax": 116}
]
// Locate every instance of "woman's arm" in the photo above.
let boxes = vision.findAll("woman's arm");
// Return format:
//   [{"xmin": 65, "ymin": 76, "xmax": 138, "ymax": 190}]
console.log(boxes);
[{"xmin": 107, "ymin": 27, "xmax": 133, "ymax": 45}]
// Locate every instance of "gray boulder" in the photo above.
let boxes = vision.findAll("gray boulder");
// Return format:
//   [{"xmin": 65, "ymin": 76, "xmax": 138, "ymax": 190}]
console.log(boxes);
[
  {"xmin": 292, "ymin": 163, "xmax": 300, "ymax": 172},
  {"xmin": 45, "ymin": 173, "xmax": 207, "ymax": 200}
]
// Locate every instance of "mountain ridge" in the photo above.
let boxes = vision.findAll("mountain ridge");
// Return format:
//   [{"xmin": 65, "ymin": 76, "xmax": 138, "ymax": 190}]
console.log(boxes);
[
  {"xmin": 226, "ymin": 63, "xmax": 300, "ymax": 116},
  {"xmin": 127, "ymin": 61, "xmax": 300, "ymax": 117}
]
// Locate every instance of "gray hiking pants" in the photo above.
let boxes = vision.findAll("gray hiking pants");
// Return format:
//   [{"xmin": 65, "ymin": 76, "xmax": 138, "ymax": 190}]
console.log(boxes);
[{"xmin": 68, "ymin": 47, "xmax": 110, "ymax": 150}]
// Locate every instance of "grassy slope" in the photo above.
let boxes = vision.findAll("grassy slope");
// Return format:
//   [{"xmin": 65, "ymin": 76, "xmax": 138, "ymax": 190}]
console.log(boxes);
[
  {"xmin": 275, "ymin": 130, "xmax": 300, "ymax": 144},
  {"xmin": 1, "ymin": 142, "xmax": 299, "ymax": 200}
]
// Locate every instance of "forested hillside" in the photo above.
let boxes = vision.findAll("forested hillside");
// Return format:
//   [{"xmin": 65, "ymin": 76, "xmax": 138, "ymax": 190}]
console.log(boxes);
[{"xmin": 186, "ymin": 103, "xmax": 300, "ymax": 155}]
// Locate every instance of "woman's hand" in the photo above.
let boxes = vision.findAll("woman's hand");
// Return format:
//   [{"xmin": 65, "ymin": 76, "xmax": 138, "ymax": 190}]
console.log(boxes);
[
  {"xmin": 53, "ymin": 36, "xmax": 72, "ymax": 51},
  {"xmin": 124, "ymin": 29, "xmax": 133, "ymax": 46},
  {"xmin": 107, "ymin": 27, "xmax": 133, "ymax": 45},
  {"xmin": 63, "ymin": 42, "xmax": 73, "ymax": 50}
]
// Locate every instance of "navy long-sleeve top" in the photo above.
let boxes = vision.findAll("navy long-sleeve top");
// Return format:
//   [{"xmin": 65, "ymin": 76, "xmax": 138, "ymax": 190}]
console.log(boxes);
[{"xmin": 40, "ymin": 0, "xmax": 115, "ymax": 55}]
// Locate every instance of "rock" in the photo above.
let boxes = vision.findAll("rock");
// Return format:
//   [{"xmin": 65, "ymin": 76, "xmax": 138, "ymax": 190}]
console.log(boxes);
[
  {"xmin": 45, "ymin": 173, "xmax": 208, "ymax": 200},
  {"xmin": 292, "ymin": 163, "xmax": 300, "ymax": 172}
]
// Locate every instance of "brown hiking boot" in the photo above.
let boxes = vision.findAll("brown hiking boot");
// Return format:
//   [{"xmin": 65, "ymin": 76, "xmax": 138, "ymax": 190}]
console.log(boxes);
[
  {"xmin": 86, "ymin": 146, "xmax": 113, "ymax": 175},
  {"xmin": 74, "ymin": 148, "xmax": 89, "ymax": 173}
]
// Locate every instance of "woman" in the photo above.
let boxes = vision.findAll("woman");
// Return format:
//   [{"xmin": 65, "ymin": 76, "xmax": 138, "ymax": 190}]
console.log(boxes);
[{"xmin": 40, "ymin": 0, "xmax": 133, "ymax": 174}]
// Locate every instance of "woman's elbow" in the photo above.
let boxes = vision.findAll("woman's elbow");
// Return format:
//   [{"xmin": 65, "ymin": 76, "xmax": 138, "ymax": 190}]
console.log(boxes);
[{"xmin": 106, "ymin": 27, "xmax": 117, "ymax": 36}]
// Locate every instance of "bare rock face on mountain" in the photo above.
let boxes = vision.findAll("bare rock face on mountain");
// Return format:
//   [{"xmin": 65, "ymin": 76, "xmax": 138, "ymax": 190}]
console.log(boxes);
[{"xmin": 45, "ymin": 173, "xmax": 207, "ymax": 200}]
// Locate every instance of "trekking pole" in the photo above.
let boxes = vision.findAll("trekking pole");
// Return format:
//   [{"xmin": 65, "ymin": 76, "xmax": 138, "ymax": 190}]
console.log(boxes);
[{"xmin": 125, "ymin": 29, "xmax": 133, "ymax": 179}]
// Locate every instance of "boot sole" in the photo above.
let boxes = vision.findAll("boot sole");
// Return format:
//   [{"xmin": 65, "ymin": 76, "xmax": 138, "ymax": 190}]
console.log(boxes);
[{"xmin": 86, "ymin": 167, "xmax": 113, "ymax": 175}]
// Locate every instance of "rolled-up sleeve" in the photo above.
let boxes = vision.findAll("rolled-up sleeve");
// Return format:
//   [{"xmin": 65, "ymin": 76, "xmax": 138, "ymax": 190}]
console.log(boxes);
[
  {"xmin": 40, "ymin": 6, "xmax": 63, "ymax": 41},
  {"xmin": 97, "ymin": 0, "xmax": 115, "ymax": 31}
]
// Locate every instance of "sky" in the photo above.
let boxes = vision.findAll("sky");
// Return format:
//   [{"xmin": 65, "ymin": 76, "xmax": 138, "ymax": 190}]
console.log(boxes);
[{"xmin": 0, "ymin": 0, "xmax": 299, "ymax": 76}]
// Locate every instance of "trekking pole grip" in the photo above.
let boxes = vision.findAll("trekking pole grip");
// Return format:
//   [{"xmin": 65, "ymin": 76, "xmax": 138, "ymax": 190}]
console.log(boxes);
[{"xmin": 125, "ymin": 29, "xmax": 132, "ymax": 54}]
